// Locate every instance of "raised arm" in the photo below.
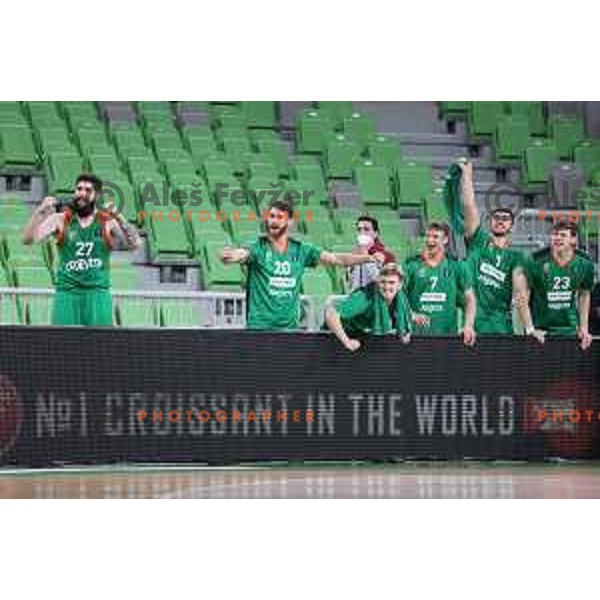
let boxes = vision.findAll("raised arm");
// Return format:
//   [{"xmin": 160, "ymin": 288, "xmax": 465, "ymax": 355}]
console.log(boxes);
[
  {"xmin": 22, "ymin": 197, "xmax": 62, "ymax": 245},
  {"xmin": 459, "ymin": 161, "xmax": 480, "ymax": 238},
  {"xmin": 578, "ymin": 290, "xmax": 593, "ymax": 350},
  {"xmin": 324, "ymin": 300, "xmax": 361, "ymax": 352},
  {"xmin": 220, "ymin": 247, "xmax": 250, "ymax": 264},
  {"xmin": 320, "ymin": 251, "xmax": 382, "ymax": 268},
  {"xmin": 104, "ymin": 203, "xmax": 142, "ymax": 250}
]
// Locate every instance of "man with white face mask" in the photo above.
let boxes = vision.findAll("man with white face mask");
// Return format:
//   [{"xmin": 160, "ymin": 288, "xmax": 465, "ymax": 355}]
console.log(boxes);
[{"xmin": 349, "ymin": 215, "xmax": 396, "ymax": 291}]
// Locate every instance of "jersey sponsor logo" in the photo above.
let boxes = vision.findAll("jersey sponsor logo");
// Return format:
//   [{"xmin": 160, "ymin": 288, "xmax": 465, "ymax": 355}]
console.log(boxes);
[
  {"xmin": 420, "ymin": 292, "xmax": 447, "ymax": 303},
  {"xmin": 547, "ymin": 291, "xmax": 573, "ymax": 301},
  {"xmin": 480, "ymin": 261, "xmax": 506, "ymax": 283},
  {"xmin": 269, "ymin": 276, "xmax": 296, "ymax": 289},
  {"xmin": 65, "ymin": 257, "xmax": 104, "ymax": 272},
  {"xmin": 478, "ymin": 275, "xmax": 502, "ymax": 290}
]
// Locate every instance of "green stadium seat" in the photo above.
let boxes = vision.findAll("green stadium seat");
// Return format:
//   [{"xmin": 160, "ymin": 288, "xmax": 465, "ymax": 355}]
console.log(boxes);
[
  {"xmin": 240, "ymin": 102, "xmax": 277, "ymax": 129},
  {"xmin": 112, "ymin": 128, "xmax": 149, "ymax": 160},
  {"xmin": 0, "ymin": 125, "xmax": 38, "ymax": 166},
  {"xmin": 424, "ymin": 187, "xmax": 450, "ymax": 224},
  {"xmin": 302, "ymin": 269, "xmax": 333, "ymax": 297},
  {"xmin": 203, "ymin": 156, "xmax": 236, "ymax": 193},
  {"xmin": 117, "ymin": 301, "xmax": 158, "ymax": 327},
  {"xmin": 0, "ymin": 201, "xmax": 32, "ymax": 231},
  {"xmin": 201, "ymin": 240, "xmax": 244, "ymax": 287},
  {"xmin": 249, "ymin": 129, "xmax": 280, "ymax": 145},
  {"xmin": 247, "ymin": 160, "xmax": 279, "ymax": 184},
  {"xmin": 314, "ymin": 102, "xmax": 354, "ymax": 130},
  {"xmin": 289, "ymin": 154, "xmax": 321, "ymax": 167},
  {"xmin": 14, "ymin": 266, "xmax": 53, "ymax": 288},
  {"xmin": 5, "ymin": 239, "xmax": 48, "ymax": 268},
  {"xmin": 63, "ymin": 103, "xmax": 101, "ymax": 131},
  {"xmin": 296, "ymin": 109, "xmax": 334, "ymax": 153},
  {"xmin": 506, "ymin": 102, "xmax": 546, "ymax": 136},
  {"xmin": 138, "ymin": 101, "xmax": 172, "ymax": 115},
  {"xmin": 255, "ymin": 138, "xmax": 290, "ymax": 178},
  {"xmin": 574, "ymin": 142, "xmax": 600, "ymax": 183},
  {"xmin": 354, "ymin": 161, "xmax": 393, "ymax": 205},
  {"xmin": 228, "ymin": 214, "xmax": 263, "ymax": 244},
  {"xmin": 468, "ymin": 102, "xmax": 505, "ymax": 136},
  {"xmin": 343, "ymin": 112, "xmax": 376, "ymax": 149},
  {"xmin": 36, "ymin": 128, "xmax": 77, "ymax": 161},
  {"xmin": 0, "ymin": 102, "xmax": 24, "ymax": 122},
  {"xmin": 0, "ymin": 283, "xmax": 25, "ymax": 325},
  {"xmin": 284, "ymin": 177, "xmax": 327, "ymax": 207},
  {"xmin": 160, "ymin": 300, "xmax": 202, "ymax": 327},
  {"xmin": 292, "ymin": 162, "xmax": 327, "ymax": 199},
  {"xmin": 142, "ymin": 113, "xmax": 176, "ymax": 135},
  {"xmin": 89, "ymin": 154, "xmax": 125, "ymax": 182},
  {"xmin": 367, "ymin": 134, "xmax": 403, "ymax": 176},
  {"xmin": 188, "ymin": 136, "xmax": 218, "ymax": 169},
  {"xmin": 495, "ymin": 116, "xmax": 531, "ymax": 161},
  {"xmin": 302, "ymin": 205, "xmax": 338, "ymax": 244},
  {"xmin": 27, "ymin": 102, "xmax": 64, "ymax": 129},
  {"xmin": 189, "ymin": 217, "xmax": 232, "ymax": 255},
  {"xmin": 110, "ymin": 262, "xmax": 141, "ymax": 290},
  {"xmin": 77, "ymin": 128, "xmax": 112, "ymax": 157},
  {"xmin": 148, "ymin": 210, "xmax": 192, "ymax": 258},
  {"xmin": 549, "ymin": 115, "xmax": 586, "ymax": 160},
  {"xmin": 522, "ymin": 140, "xmax": 560, "ymax": 186},
  {"xmin": 0, "ymin": 265, "xmax": 11, "ymax": 287},
  {"xmin": 396, "ymin": 161, "xmax": 433, "ymax": 208},
  {"xmin": 438, "ymin": 102, "xmax": 470, "ymax": 119},
  {"xmin": 47, "ymin": 153, "xmax": 86, "ymax": 194},
  {"xmin": 162, "ymin": 156, "xmax": 198, "ymax": 187},
  {"xmin": 216, "ymin": 111, "xmax": 247, "ymax": 132},
  {"xmin": 127, "ymin": 155, "xmax": 162, "ymax": 187},
  {"xmin": 182, "ymin": 124, "xmax": 212, "ymax": 141},
  {"xmin": 221, "ymin": 135, "xmax": 254, "ymax": 174},
  {"xmin": 325, "ymin": 135, "xmax": 361, "ymax": 179},
  {"xmin": 361, "ymin": 206, "xmax": 409, "ymax": 249},
  {"xmin": 152, "ymin": 131, "xmax": 185, "ymax": 158}
]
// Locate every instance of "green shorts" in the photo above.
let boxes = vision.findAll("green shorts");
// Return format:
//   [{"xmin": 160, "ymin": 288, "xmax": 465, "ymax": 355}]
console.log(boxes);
[{"xmin": 52, "ymin": 289, "xmax": 113, "ymax": 326}]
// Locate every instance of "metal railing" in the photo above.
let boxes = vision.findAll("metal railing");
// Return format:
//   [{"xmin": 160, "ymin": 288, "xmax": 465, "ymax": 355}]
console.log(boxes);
[{"xmin": 0, "ymin": 287, "xmax": 322, "ymax": 330}]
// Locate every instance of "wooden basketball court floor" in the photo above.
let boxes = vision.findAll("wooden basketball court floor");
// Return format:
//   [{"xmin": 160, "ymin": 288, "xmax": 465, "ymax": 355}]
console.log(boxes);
[{"xmin": 2, "ymin": 462, "xmax": 600, "ymax": 498}]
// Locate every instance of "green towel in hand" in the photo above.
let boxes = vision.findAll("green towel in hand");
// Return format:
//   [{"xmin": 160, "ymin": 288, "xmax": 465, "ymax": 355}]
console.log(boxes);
[{"xmin": 443, "ymin": 162, "xmax": 464, "ymax": 236}]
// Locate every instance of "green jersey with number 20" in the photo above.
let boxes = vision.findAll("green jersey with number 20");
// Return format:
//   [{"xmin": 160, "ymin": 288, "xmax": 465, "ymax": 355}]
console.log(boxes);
[{"xmin": 245, "ymin": 236, "xmax": 322, "ymax": 330}]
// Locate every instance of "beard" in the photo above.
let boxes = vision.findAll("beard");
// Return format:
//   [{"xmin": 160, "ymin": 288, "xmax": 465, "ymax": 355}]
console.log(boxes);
[
  {"xmin": 73, "ymin": 201, "xmax": 95, "ymax": 218},
  {"xmin": 268, "ymin": 223, "xmax": 288, "ymax": 238}
]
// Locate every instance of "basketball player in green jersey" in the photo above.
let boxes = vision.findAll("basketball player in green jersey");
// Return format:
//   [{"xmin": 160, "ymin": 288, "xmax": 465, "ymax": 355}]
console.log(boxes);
[
  {"xmin": 458, "ymin": 161, "xmax": 539, "ymax": 339},
  {"xmin": 22, "ymin": 173, "xmax": 141, "ymax": 326},
  {"xmin": 220, "ymin": 199, "xmax": 385, "ymax": 330},
  {"xmin": 403, "ymin": 222, "xmax": 477, "ymax": 346},
  {"xmin": 520, "ymin": 221, "xmax": 595, "ymax": 350}
]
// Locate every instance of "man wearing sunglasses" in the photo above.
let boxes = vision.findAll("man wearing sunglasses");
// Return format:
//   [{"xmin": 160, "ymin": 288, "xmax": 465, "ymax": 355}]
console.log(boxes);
[
  {"xmin": 22, "ymin": 173, "xmax": 141, "ymax": 326},
  {"xmin": 459, "ymin": 162, "xmax": 539, "ymax": 339}
]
